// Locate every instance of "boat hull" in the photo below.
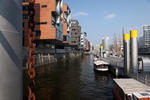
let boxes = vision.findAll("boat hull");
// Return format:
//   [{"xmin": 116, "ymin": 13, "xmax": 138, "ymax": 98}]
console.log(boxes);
[{"xmin": 94, "ymin": 64, "xmax": 109, "ymax": 72}]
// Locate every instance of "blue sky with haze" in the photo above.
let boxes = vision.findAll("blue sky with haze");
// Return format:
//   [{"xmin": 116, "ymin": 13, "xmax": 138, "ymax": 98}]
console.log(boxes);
[{"xmin": 64, "ymin": 0, "xmax": 150, "ymax": 45}]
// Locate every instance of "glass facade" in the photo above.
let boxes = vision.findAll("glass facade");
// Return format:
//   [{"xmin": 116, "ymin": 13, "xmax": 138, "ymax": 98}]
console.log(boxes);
[{"xmin": 144, "ymin": 25, "xmax": 150, "ymax": 47}]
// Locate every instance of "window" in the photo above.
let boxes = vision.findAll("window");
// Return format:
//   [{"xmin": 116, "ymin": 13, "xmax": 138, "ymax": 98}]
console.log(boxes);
[
  {"xmin": 51, "ymin": 12, "xmax": 56, "ymax": 27},
  {"xmin": 35, "ymin": 22, "xmax": 47, "ymax": 25},
  {"xmin": 63, "ymin": 36, "xmax": 67, "ymax": 41},
  {"xmin": 41, "ymin": 5, "xmax": 47, "ymax": 8},
  {"xmin": 72, "ymin": 29, "xmax": 76, "ymax": 31},
  {"xmin": 40, "ymin": 22, "xmax": 47, "ymax": 24},
  {"xmin": 35, "ymin": 31, "xmax": 41, "ymax": 37},
  {"xmin": 23, "ymin": 0, "xmax": 28, "ymax": 2},
  {"xmin": 23, "ymin": 5, "xmax": 29, "ymax": 11},
  {"xmin": 23, "ymin": 14, "xmax": 29, "ymax": 19}
]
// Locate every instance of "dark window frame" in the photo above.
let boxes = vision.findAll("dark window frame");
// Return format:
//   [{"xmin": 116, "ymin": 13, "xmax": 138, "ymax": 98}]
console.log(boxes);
[
  {"xmin": 34, "ymin": 30, "xmax": 41, "ymax": 37},
  {"xmin": 41, "ymin": 5, "xmax": 47, "ymax": 8},
  {"xmin": 35, "ymin": 22, "xmax": 47, "ymax": 25},
  {"xmin": 23, "ymin": 14, "xmax": 29, "ymax": 19}
]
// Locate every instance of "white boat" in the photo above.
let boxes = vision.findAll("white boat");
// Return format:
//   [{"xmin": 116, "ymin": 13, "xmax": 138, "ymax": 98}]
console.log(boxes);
[
  {"xmin": 93, "ymin": 57, "xmax": 98, "ymax": 61},
  {"xmin": 94, "ymin": 60, "xmax": 109, "ymax": 71}
]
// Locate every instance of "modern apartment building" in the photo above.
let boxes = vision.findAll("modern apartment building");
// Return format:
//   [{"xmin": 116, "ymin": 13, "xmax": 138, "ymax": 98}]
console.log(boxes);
[
  {"xmin": 70, "ymin": 20, "xmax": 81, "ymax": 47},
  {"xmin": 143, "ymin": 25, "xmax": 150, "ymax": 48},
  {"xmin": 80, "ymin": 32, "xmax": 87, "ymax": 50},
  {"xmin": 63, "ymin": 4, "xmax": 71, "ymax": 43},
  {"xmin": 23, "ymin": 0, "xmax": 64, "ymax": 48},
  {"xmin": 86, "ymin": 40, "xmax": 90, "ymax": 51},
  {"xmin": 102, "ymin": 37, "xmax": 110, "ymax": 51},
  {"xmin": 35, "ymin": 0, "xmax": 63, "ymax": 40}
]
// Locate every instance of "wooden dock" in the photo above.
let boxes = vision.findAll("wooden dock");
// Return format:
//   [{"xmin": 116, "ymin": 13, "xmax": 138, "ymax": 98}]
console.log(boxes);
[{"xmin": 113, "ymin": 78, "xmax": 150, "ymax": 100}]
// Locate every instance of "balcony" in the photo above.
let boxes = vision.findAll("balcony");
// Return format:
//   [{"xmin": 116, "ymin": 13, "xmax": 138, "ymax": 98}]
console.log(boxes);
[
  {"xmin": 67, "ymin": 31, "xmax": 71, "ymax": 36},
  {"xmin": 56, "ymin": 25, "xmax": 59, "ymax": 39},
  {"xmin": 67, "ymin": 26, "xmax": 70, "ymax": 32},
  {"xmin": 52, "ymin": 16, "xmax": 55, "ymax": 23},
  {"xmin": 68, "ymin": 13, "xmax": 71, "ymax": 20},
  {"xmin": 60, "ymin": 0, "xmax": 63, "ymax": 12},
  {"xmin": 67, "ymin": 10, "xmax": 70, "ymax": 15},
  {"xmin": 57, "ymin": 17, "xmax": 61, "ymax": 25},
  {"xmin": 51, "ymin": 19, "xmax": 56, "ymax": 28},
  {"xmin": 63, "ymin": 13, "xmax": 67, "ymax": 24},
  {"xmin": 59, "ymin": 21, "xmax": 63, "ymax": 40},
  {"xmin": 56, "ymin": 0, "xmax": 60, "ymax": 15},
  {"xmin": 60, "ymin": 12, "xmax": 63, "ymax": 20},
  {"xmin": 67, "ymin": 18, "xmax": 70, "ymax": 25},
  {"xmin": 69, "ymin": 20, "xmax": 71, "ymax": 27}
]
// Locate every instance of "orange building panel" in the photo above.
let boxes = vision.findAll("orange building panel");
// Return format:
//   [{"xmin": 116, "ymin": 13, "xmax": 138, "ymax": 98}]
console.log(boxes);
[
  {"xmin": 34, "ymin": 0, "xmax": 56, "ymax": 39},
  {"xmin": 63, "ymin": 4, "xmax": 71, "ymax": 42}
]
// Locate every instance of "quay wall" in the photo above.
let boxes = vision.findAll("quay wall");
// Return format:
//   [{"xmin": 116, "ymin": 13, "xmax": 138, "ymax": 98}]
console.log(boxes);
[{"xmin": 23, "ymin": 51, "xmax": 82, "ymax": 69}]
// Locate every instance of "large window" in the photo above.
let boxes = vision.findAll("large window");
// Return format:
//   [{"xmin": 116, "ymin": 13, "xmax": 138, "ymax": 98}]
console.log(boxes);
[
  {"xmin": 51, "ymin": 12, "xmax": 56, "ymax": 27},
  {"xmin": 35, "ymin": 22, "xmax": 47, "ymax": 25},
  {"xmin": 41, "ymin": 5, "xmax": 47, "ymax": 8}
]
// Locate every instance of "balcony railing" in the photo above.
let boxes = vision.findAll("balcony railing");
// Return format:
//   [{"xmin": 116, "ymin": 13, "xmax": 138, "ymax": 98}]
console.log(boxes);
[
  {"xmin": 56, "ymin": 1, "xmax": 60, "ymax": 15},
  {"xmin": 60, "ymin": 0, "xmax": 63, "ymax": 12},
  {"xmin": 56, "ymin": 25, "xmax": 59, "ymax": 39},
  {"xmin": 56, "ymin": 16, "xmax": 60, "ymax": 24}
]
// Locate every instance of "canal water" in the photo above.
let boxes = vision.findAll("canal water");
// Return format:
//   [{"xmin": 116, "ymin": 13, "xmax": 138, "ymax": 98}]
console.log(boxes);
[{"xmin": 24, "ymin": 55, "xmax": 114, "ymax": 100}]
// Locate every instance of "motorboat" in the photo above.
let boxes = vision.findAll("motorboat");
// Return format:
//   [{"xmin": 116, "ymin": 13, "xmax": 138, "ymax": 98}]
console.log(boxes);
[{"xmin": 94, "ymin": 60, "xmax": 109, "ymax": 71}]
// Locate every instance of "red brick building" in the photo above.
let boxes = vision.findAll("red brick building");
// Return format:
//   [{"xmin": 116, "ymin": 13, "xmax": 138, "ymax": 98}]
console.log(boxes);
[
  {"xmin": 63, "ymin": 4, "xmax": 71, "ymax": 43},
  {"xmin": 23, "ymin": 0, "xmax": 64, "ymax": 48},
  {"xmin": 86, "ymin": 40, "xmax": 90, "ymax": 51},
  {"xmin": 70, "ymin": 20, "xmax": 81, "ymax": 47},
  {"xmin": 34, "ymin": 0, "xmax": 63, "ymax": 40}
]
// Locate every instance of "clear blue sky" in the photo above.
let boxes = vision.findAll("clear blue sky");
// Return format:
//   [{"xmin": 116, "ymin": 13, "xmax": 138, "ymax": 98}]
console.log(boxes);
[{"xmin": 64, "ymin": 0, "xmax": 150, "ymax": 45}]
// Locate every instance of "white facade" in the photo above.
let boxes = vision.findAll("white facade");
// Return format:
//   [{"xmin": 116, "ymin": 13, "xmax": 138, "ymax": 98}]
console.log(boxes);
[
  {"xmin": 102, "ymin": 37, "xmax": 110, "ymax": 51},
  {"xmin": 80, "ymin": 32, "xmax": 87, "ymax": 49},
  {"xmin": 138, "ymin": 35, "xmax": 144, "ymax": 48},
  {"xmin": 143, "ymin": 25, "xmax": 150, "ymax": 48}
]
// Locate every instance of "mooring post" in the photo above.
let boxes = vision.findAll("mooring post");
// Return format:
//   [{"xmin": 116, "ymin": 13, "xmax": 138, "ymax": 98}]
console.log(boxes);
[
  {"xmin": 41, "ymin": 54, "xmax": 44, "ymax": 65},
  {"xmin": 48, "ymin": 54, "xmax": 51, "ymax": 63},
  {"xmin": 130, "ymin": 30, "xmax": 138, "ymax": 74},
  {"xmin": 38, "ymin": 54, "xmax": 41, "ymax": 65},
  {"xmin": 100, "ymin": 45, "xmax": 103, "ymax": 58},
  {"xmin": 124, "ymin": 34, "xmax": 130, "ymax": 75}
]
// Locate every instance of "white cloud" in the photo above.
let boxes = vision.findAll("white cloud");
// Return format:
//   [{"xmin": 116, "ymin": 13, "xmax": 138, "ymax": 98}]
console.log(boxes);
[
  {"xmin": 104, "ymin": 13, "xmax": 116, "ymax": 19},
  {"xmin": 104, "ymin": 10, "xmax": 108, "ymax": 14},
  {"xmin": 73, "ymin": 12, "xmax": 88, "ymax": 17}
]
